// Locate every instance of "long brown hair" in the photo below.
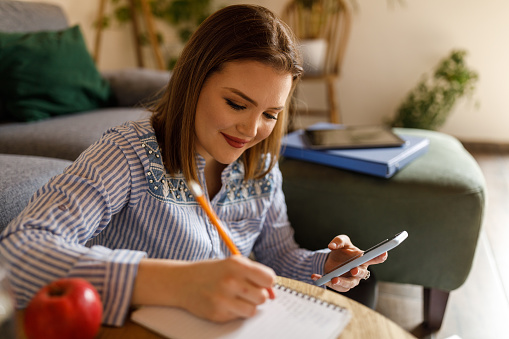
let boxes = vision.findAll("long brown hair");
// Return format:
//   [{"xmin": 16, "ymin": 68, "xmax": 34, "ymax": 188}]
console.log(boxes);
[{"xmin": 151, "ymin": 4, "xmax": 303, "ymax": 182}]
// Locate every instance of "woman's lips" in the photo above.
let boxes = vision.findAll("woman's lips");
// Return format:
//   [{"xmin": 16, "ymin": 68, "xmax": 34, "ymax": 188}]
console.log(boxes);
[{"xmin": 221, "ymin": 133, "xmax": 249, "ymax": 148}]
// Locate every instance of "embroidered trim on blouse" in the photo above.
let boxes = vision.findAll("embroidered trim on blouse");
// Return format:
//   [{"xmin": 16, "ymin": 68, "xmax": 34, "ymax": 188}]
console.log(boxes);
[{"xmin": 139, "ymin": 132, "xmax": 275, "ymax": 205}]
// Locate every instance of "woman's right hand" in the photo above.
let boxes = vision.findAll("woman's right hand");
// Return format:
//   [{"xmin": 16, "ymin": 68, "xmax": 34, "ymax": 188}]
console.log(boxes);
[{"xmin": 131, "ymin": 256, "xmax": 276, "ymax": 322}]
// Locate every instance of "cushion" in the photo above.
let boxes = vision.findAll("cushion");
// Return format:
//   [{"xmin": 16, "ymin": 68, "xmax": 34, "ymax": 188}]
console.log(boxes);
[
  {"xmin": 0, "ymin": 154, "xmax": 73, "ymax": 232},
  {"xmin": 102, "ymin": 68, "xmax": 170, "ymax": 107},
  {"xmin": 0, "ymin": 107, "xmax": 150, "ymax": 161},
  {"xmin": 0, "ymin": 25, "xmax": 115, "ymax": 122}
]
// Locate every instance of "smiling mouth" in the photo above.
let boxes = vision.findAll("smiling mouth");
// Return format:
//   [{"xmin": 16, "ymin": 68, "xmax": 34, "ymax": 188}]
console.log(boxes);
[{"xmin": 221, "ymin": 133, "xmax": 250, "ymax": 148}]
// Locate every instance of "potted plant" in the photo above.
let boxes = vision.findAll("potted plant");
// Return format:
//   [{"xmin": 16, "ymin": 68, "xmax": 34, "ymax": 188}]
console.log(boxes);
[{"xmin": 391, "ymin": 49, "xmax": 479, "ymax": 130}]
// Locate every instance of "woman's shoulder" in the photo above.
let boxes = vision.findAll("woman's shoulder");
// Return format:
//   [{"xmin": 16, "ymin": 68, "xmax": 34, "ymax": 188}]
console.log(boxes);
[
  {"xmin": 97, "ymin": 117, "xmax": 157, "ymax": 149},
  {"xmin": 92, "ymin": 118, "xmax": 157, "ymax": 167},
  {"xmin": 106, "ymin": 117, "xmax": 154, "ymax": 138}
]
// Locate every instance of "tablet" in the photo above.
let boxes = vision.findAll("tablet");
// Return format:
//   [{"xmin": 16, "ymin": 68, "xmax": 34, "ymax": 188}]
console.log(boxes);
[
  {"xmin": 313, "ymin": 231, "xmax": 408, "ymax": 287},
  {"xmin": 304, "ymin": 125, "xmax": 405, "ymax": 150}
]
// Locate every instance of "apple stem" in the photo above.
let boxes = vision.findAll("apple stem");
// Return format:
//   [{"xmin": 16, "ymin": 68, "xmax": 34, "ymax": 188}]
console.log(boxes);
[{"xmin": 48, "ymin": 285, "xmax": 65, "ymax": 297}]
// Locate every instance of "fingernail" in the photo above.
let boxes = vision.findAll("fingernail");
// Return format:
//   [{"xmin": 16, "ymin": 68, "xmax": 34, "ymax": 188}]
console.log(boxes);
[{"xmin": 267, "ymin": 287, "xmax": 276, "ymax": 300}]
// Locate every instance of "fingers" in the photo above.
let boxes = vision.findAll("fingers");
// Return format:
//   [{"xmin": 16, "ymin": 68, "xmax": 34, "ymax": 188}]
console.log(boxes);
[
  {"xmin": 311, "ymin": 273, "xmax": 361, "ymax": 293},
  {"xmin": 328, "ymin": 234, "xmax": 353, "ymax": 250},
  {"xmin": 350, "ymin": 266, "xmax": 369, "ymax": 278},
  {"xmin": 216, "ymin": 284, "xmax": 268, "ymax": 320},
  {"xmin": 213, "ymin": 257, "xmax": 275, "ymax": 320},
  {"xmin": 198, "ymin": 285, "xmax": 266, "ymax": 322},
  {"xmin": 228, "ymin": 256, "xmax": 276, "ymax": 300},
  {"xmin": 362, "ymin": 252, "xmax": 389, "ymax": 267},
  {"xmin": 234, "ymin": 255, "xmax": 276, "ymax": 290},
  {"xmin": 235, "ymin": 277, "xmax": 272, "ymax": 306},
  {"xmin": 327, "ymin": 235, "xmax": 362, "ymax": 261},
  {"xmin": 178, "ymin": 257, "xmax": 277, "ymax": 323},
  {"xmin": 312, "ymin": 265, "xmax": 371, "ymax": 293},
  {"xmin": 204, "ymin": 292, "xmax": 259, "ymax": 322}
]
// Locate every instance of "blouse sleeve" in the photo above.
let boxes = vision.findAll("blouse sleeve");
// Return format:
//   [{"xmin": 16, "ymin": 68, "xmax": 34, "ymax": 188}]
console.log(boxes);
[
  {"xmin": 252, "ymin": 164, "xmax": 330, "ymax": 285},
  {"xmin": 0, "ymin": 130, "xmax": 147, "ymax": 326}
]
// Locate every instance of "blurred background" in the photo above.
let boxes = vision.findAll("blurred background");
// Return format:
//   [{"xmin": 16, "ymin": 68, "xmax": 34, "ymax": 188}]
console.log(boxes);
[{"xmin": 21, "ymin": 0, "xmax": 509, "ymax": 143}]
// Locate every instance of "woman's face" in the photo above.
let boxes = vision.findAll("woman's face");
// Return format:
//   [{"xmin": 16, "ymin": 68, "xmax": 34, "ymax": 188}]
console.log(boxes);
[{"xmin": 194, "ymin": 60, "xmax": 292, "ymax": 165}]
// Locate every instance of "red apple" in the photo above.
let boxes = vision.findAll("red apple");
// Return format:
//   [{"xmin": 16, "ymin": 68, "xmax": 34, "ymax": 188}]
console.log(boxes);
[{"xmin": 24, "ymin": 278, "xmax": 103, "ymax": 339}]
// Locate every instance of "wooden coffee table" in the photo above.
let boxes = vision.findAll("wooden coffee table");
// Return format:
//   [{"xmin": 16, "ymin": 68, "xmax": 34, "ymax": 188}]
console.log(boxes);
[{"xmin": 17, "ymin": 276, "xmax": 415, "ymax": 339}]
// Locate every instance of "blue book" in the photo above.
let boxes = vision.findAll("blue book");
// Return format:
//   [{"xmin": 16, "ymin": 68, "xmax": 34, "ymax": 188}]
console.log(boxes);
[{"xmin": 281, "ymin": 126, "xmax": 430, "ymax": 178}]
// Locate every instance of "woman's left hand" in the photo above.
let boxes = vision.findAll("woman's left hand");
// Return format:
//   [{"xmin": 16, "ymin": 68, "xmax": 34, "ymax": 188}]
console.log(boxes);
[{"xmin": 311, "ymin": 235, "xmax": 388, "ymax": 292}]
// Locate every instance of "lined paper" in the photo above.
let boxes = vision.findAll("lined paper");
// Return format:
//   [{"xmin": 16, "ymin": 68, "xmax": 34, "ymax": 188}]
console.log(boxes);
[{"xmin": 131, "ymin": 284, "xmax": 351, "ymax": 339}]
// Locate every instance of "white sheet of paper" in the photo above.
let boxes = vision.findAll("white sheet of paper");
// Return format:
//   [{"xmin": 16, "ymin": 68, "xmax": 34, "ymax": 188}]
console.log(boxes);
[{"xmin": 131, "ymin": 284, "xmax": 351, "ymax": 339}]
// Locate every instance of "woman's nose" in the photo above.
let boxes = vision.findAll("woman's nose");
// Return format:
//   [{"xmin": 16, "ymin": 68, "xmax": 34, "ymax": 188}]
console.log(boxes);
[{"xmin": 237, "ymin": 114, "xmax": 260, "ymax": 137}]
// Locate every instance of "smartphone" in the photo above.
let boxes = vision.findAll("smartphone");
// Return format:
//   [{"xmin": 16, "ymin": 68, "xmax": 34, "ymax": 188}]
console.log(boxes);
[
  {"xmin": 304, "ymin": 125, "xmax": 406, "ymax": 150},
  {"xmin": 313, "ymin": 231, "xmax": 408, "ymax": 287}
]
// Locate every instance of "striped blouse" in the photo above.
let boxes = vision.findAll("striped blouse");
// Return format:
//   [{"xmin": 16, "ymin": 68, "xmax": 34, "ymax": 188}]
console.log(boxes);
[{"xmin": 0, "ymin": 118, "xmax": 330, "ymax": 326}]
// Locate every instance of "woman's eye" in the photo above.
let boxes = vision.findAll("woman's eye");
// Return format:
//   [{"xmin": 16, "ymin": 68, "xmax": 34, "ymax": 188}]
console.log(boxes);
[
  {"xmin": 263, "ymin": 112, "xmax": 278, "ymax": 121},
  {"xmin": 225, "ymin": 99, "xmax": 246, "ymax": 111}
]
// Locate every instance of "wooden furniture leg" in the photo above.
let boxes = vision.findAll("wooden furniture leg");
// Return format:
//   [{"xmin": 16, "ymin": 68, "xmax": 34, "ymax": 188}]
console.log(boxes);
[
  {"xmin": 423, "ymin": 287, "xmax": 450, "ymax": 331},
  {"xmin": 128, "ymin": 0, "xmax": 144, "ymax": 67},
  {"xmin": 326, "ymin": 75, "xmax": 340, "ymax": 124},
  {"xmin": 94, "ymin": 0, "xmax": 164, "ymax": 70},
  {"xmin": 139, "ymin": 0, "xmax": 165, "ymax": 70},
  {"xmin": 93, "ymin": 0, "xmax": 107, "ymax": 63}
]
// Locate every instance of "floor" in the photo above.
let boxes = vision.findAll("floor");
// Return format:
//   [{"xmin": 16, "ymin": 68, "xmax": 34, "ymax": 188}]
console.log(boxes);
[{"xmin": 374, "ymin": 144, "xmax": 509, "ymax": 339}]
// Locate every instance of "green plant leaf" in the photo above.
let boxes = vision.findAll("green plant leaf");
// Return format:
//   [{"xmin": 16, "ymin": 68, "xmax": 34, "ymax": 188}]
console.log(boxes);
[
  {"xmin": 114, "ymin": 6, "xmax": 131, "ymax": 23},
  {"xmin": 392, "ymin": 49, "xmax": 478, "ymax": 130}
]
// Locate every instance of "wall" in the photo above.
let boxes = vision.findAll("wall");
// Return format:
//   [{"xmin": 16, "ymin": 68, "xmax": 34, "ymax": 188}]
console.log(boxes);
[
  {"xmin": 18, "ymin": 0, "xmax": 509, "ymax": 143},
  {"xmin": 337, "ymin": 0, "xmax": 509, "ymax": 143}
]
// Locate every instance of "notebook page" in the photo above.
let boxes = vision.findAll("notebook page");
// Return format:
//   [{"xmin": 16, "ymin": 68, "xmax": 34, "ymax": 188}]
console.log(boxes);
[{"xmin": 131, "ymin": 284, "xmax": 351, "ymax": 339}]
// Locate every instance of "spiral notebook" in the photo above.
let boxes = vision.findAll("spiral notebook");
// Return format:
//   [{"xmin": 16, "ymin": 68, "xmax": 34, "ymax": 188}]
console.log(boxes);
[{"xmin": 131, "ymin": 284, "xmax": 351, "ymax": 339}]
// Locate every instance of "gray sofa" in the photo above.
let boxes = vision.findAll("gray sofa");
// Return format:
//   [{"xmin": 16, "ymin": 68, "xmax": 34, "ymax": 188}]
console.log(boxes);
[
  {"xmin": 0, "ymin": 1, "xmax": 170, "ymax": 161},
  {"xmin": 0, "ymin": 1, "xmax": 170, "ymax": 236},
  {"xmin": 0, "ymin": 0, "xmax": 486, "ymax": 334},
  {"xmin": 0, "ymin": 0, "xmax": 170, "ymax": 244},
  {"xmin": 0, "ymin": 1, "xmax": 170, "ymax": 221},
  {"xmin": 0, "ymin": 154, "xmax": 72, "ymax": 226}
]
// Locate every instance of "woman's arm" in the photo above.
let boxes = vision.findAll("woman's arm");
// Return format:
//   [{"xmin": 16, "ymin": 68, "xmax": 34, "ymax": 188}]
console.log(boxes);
[
  {"xmin": 0, "ymin": 130, "xmax": 146, "ymax": 326},
  {"xmin": 253, "ymin": 165, "xmax": 388, "ymax": 291},
  {"xmin": 131, "ymin": 255, "xmax": 275, "ymax": 322},
  {"xmin": 252, "ymin": 165, "xmax": 330, "ymax": 284}
]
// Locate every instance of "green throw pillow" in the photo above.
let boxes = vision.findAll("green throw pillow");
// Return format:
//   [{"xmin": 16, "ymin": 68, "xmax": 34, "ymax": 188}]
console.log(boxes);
[{"xmin": 0, "ymin": 25, "xmax": 115, "ymax": 122}]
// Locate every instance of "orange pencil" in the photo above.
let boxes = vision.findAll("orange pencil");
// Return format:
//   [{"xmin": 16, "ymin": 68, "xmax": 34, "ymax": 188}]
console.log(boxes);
[
  {"xmin": 188, "ymin": 180, "xmax": 241, "ymax": 255},
  {"xmin": 188, "ymin": 180, "xmax": 275, "ymax": 299}
]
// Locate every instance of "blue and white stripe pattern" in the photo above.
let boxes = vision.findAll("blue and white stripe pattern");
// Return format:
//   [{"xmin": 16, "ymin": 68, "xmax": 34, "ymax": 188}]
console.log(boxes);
[{"xmin": 0, "ymin": 118, "xmax": 330, "ymax": 326}]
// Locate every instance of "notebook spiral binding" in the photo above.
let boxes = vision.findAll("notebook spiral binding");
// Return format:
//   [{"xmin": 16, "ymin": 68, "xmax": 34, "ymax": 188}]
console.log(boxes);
[{"xmin": 275, "ymin": 284, "xmax": 347, "ymax": 312}]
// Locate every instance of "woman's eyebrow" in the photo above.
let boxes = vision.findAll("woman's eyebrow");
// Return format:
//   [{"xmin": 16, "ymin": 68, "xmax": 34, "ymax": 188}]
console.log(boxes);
[{"xmin": 224, "ymin": 87, "xmax": 284, "ymax": 111}]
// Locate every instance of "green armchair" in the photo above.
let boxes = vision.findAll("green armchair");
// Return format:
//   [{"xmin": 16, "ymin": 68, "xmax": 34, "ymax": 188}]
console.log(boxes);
[{"xmin": 280, "ymin": 127, "xmax": 486, "ymax": 331}]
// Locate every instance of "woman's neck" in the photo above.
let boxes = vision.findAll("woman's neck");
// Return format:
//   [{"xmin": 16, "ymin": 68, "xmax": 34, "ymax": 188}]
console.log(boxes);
[{"xmin": 204, "ymin": 159, "xmax": 227, "ymax": 199}]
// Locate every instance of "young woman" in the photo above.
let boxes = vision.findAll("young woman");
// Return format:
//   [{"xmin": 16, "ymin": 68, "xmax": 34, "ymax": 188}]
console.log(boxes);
[{"xmin": 0, "ymin": 5, "xmax": 386, "ymax": 326}]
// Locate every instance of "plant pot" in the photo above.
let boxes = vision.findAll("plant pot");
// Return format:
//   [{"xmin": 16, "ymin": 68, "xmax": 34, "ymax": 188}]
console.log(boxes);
[{"xmin": 300, "ymin": 39, "xmax": 328, "ymax": 76}]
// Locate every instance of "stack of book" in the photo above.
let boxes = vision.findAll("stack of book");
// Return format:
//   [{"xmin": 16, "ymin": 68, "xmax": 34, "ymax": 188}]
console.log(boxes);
[{"xmin": 281, "ymin": 123, "xmax": 430, "ymax": 178}]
